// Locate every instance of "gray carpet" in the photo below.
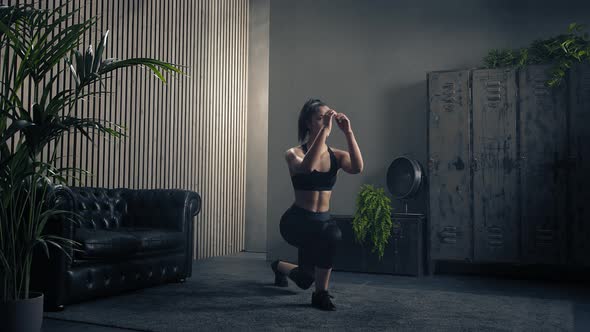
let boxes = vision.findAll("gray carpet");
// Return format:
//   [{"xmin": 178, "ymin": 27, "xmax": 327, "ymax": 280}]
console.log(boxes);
[{"xmin": 45, "ymin": 254, "xmax": 575, "ymax": 332}]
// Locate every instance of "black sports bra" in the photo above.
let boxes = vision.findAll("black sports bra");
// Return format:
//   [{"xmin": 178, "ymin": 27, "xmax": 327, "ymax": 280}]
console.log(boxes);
[{"xmin": 290, "ymin": 143, "xmax": 339, "ymax": 191}]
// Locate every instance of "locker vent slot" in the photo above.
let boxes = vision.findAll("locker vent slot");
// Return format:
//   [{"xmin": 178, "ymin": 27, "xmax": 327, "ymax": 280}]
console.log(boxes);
[
  {"xmin": 441, "ymin": 82, "xmax": 462, "ymax": 112},
  {"xmin": 487, "ymin": 226, "xmax": 504, "ymax": 247},
  {"xmin": 485, "ymin": 80, "xmax": 502, "ymax": 107},
  {"xmin": 533, "ymin": 82, "xmax": 550, "ymax": 97},
  {"xmin": 439, "ymin": 226, "xmax": 458, "ymax": 244},
  {"xmin": 535, "ymin": 228, "xmax": 555, "ymax": 246}
]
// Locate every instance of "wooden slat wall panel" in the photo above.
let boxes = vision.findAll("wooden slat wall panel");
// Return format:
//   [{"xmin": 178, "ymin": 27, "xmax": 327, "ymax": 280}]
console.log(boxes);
[{"xmin": 8, "ymin": 0, "xmax": 249, "ymax": 260}]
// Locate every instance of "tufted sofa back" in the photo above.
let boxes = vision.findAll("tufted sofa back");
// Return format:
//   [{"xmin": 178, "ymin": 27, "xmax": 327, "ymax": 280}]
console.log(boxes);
[
  {"xmin": 71, "ymin": 188, "xmax": 129, "ymax": 230},
  {"xmin": 69, "ymin": 187, "xmax": 199, "ymax": 232},
  {"xmin": 120, "ymin": 189, "xmax": 189, "ymax": 229}
]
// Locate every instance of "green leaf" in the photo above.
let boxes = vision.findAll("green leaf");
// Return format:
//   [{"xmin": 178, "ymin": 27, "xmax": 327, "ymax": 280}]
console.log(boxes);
[
  {"xmin": 75, "ymin": 49, "xmax": 84, "ymax": 83},
  {"xmin": 92, "ymin": 30, "xmax": 109, "ymax": 72},
  {"xmin": 36, "ymin": 239, "xmax": 50, "ymax": 258},
  {"xmin": 568, "ymin": 22, "xmax": 578, "ymax": 33},
  {"xmin": 84, "ymin": 44, "xmax": 93, "ymax": 77},
  {"xmin": 39, "ymin": 70, "xmax": 64, "ymax": 108},
  {"xmin": 98, "ymin": 57, "xmax": 185, "ymax": 80},
  {"xmin": 64, "ymin": 54, "xmax": 81, "ymax": 85},
  {"xmin": 1, "ymin": 119, "xmax": 33, "ymax": 144}
]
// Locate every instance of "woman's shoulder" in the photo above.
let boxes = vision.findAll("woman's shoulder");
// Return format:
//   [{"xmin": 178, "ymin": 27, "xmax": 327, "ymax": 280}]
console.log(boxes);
[
  {"xmin": 329, "ymin": 146, "xmax": 344, "ymax": 156},
  {"xmin": 287, "ymin": 144, "xmax": 305, "ymax": 153},
  {"xmin": 328, "ymin": 147, "xmax": 346, "ymax": 167},
  {"xmin": 284, "ymin": 145, "xmax": 305, "ymax": 159}
]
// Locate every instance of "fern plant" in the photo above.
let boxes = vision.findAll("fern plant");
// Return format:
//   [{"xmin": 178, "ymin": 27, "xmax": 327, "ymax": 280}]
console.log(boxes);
[
  {"xmin": 483, "ymin": 22, "xmax": 590, "ymax": 87},
  {"xmin": 351, "ymin": 184, "xmax": 394, "ymax": 261}
]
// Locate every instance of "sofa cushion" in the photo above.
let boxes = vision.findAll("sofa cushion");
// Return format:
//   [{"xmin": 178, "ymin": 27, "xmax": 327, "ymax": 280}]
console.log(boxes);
[
  {"xmin": 75, "ymin": 228, "xmax": 140, "ymax": 259},
  {"xmin": 119, "ymin": 227, "xmax": 186, "ymax": 252}
]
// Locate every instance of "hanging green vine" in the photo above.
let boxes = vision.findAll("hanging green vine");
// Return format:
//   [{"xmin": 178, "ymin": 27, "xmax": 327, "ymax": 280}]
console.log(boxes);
[
  {"xmin": 483, "ymin": 23, "xmax": 590, "ymax": 87},
  {"xmin": 352, "ymin": 184, "xmax": 394, "ymax": 261}
]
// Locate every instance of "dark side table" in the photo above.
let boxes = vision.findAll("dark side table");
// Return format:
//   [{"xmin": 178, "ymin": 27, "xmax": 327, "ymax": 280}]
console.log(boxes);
[{"xmin": 331, "ymin": 213, "xmax": 427, "ymax": 277}]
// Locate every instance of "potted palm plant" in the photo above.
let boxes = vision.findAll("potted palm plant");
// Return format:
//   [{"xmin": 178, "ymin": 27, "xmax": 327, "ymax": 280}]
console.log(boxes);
[{"xmin": 0, "ymin": 3, "xmax": 183, "ymax": 331}]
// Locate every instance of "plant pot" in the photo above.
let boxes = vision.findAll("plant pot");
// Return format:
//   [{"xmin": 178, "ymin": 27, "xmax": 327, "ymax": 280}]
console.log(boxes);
[{"xmin": 0, "ymin": 292, "xmax": 44, "ymax": 332}]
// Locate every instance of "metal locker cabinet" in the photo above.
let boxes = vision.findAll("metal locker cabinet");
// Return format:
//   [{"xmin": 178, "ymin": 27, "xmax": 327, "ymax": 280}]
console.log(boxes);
[
  {"xmin": 427, "ymin": 70, "xmax": 472, "ymax": 261},
  {"xmin": 518, "ymin": 65, "xmax": 569, "ymax": 265},
  {"xmin": 471, "ymin": 69, "xmax": 520, "ymax": 263},
  {"xmin": 569, "ymin": 63, "xmax": 590, "ymax": 267}
]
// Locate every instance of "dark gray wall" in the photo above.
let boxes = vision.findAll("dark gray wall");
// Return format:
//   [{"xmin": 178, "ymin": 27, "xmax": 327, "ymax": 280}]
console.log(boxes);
[
  {"xmin": 246, "ymin": 0, "xmax": 270, "ymax": 252},
  {"xmin": 266, "ymin": 0, "xmax": 590, "ymax": 262}
]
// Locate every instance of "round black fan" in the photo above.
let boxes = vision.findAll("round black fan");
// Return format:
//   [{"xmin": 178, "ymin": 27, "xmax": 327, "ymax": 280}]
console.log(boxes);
[{"xmin": 386, "ymin": 156, "xmax": 425, "ymax": 214}]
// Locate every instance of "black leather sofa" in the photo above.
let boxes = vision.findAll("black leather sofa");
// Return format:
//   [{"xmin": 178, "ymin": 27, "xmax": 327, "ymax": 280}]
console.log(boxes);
[{"xmin": 31, "ymin": 186, "xmax": 201, "ymax": 311}]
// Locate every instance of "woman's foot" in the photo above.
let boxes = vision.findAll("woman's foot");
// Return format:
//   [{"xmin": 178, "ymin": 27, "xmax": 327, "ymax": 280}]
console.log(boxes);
[
  {"xmin": 288, "ymin": 267, "xmax": 315, "ymax": 290},
  {"xmin": 311, "ymin": 290, "xmax": 336, "ymax": 311},
  {"xmin": 271, "ymin": 260, "xmax": 288, "ymax": 287}
]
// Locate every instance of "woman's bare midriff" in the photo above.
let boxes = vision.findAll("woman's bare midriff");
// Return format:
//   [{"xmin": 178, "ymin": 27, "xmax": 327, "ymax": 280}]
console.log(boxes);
[{"xmin": 294, "ymin": 190, "xmax": 332, "ymax": 213}]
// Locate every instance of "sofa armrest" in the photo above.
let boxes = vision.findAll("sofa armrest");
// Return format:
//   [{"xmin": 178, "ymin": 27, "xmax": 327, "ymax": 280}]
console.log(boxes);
[
  {"xmin": 46, "ymin": 185, "xmax": 77, "ymax": 258},
  {"xmin": 31, "ymin": 184, "xmax": 77, "ymax": 308},
  {"xmin": 122, "ymin": 189, "xmax": 201, "ymax": 232}
]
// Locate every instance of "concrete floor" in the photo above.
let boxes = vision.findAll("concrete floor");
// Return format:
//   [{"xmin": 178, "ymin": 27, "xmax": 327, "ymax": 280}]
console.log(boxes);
[{"xmin": 42, "ymin": 251, "xmax": 590, "ymax": 331}]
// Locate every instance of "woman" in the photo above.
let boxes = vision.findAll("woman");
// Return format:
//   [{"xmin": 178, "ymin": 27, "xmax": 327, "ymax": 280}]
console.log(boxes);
[{"xmin": 271, "ymin": 98, "xmax": 364, "ymax": 311}]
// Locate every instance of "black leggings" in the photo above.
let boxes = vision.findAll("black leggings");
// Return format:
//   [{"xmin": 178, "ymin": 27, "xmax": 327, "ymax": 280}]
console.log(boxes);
[{"xmin": 279, "ymin": 204, "xmax": 342, "ymax": 270}]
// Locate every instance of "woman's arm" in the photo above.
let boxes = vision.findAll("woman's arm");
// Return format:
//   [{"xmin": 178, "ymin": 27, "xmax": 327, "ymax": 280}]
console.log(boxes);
[
  {"xmin": 335, "ymin": 113, "xmax": 363, "ymax": 174},
  {"xmin": 300, "ymin": 126, "xmax": 330, "ymax": 172},
  {"xmin": 294, "ymin": 109, "xmax": 336, "ymax": 173},
  {"xmin": 342, "ymin": 130, "xmax": 364, "ymax": 173}
]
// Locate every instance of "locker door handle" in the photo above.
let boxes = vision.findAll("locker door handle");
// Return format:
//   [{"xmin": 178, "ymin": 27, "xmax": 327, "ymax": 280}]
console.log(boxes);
[
  {"xmin": 568, "ymin": 155, "xmax": 578, "ymax": 167},
  {"xmin": 554, "ymin": 156, "xmax": 578, "ymax": 170},
  {"xmin": 471, "ymin": 158, "xmax": 479, "ymax": 171},
  {"xmin": 428, "ymin": 158, "xmax": 437, "ymax": 171},
  {"xmin": 518, "ymin": 155, "xmax": 526, "ymax": 169}
]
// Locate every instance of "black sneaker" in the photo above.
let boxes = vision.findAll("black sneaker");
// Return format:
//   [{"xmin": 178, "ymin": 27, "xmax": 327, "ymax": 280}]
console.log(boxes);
[
  {"xmin": 271, "ymin": 260, "xmax": 288, "ymax": 287},
  {"xmin": 311, "ymin": 290, "xmax": 336, "ymax": 311},
  {"xmin": 288, "ymin": 267, "xmax": 315, "ymax": 290}
]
